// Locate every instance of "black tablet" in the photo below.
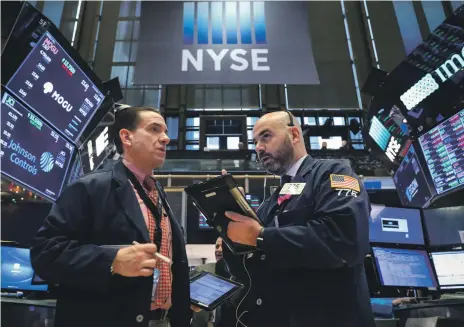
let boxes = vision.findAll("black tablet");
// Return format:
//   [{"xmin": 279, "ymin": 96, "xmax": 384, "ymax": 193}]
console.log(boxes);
[
  {"xmin": 184, "ymin": 174, "xmax": 263, "ymax": 254},
  {"xmin": 189, "ymin": 271, "xmax": 243, "ymax": 311}
]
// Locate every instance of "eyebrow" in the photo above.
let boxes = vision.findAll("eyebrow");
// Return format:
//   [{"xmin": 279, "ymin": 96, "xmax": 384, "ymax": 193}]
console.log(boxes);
[
  {"xmin": 253, "ymin": 129, "xmax": 271, "ymax": 143},
  {"xmin": 147, "ymin": 121, "xmax": 168, "ymax": 132}
]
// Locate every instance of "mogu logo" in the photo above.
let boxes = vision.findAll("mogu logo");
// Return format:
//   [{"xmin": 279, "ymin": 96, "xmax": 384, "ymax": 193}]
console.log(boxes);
[
  {"xmin": 182, "ymin": 1, "xmax": 269, "ymax": 72},
  {"xmin": 43, "ymin": 82, "xmax": 73, "ymax": 112}
]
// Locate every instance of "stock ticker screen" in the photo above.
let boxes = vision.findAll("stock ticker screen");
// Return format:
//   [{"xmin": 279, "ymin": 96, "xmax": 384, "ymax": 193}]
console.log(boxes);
[
  {"xmin": 394, "ymin": 144, "xmax": 434, "ymax": 208},
  {"xmin": 372, "ymin": 247, "xmax": 437, "ymax": 288},
  {"xmin": 1, "ymin": 90, "xmax": 75, "ymax": 201},
  {"xmin": 369, "ymin": 205, "xmax": 425, "ymax": 245},
  {"xmin": 5, "ymin": 31, "xmax": 104, "ymax": 143},
  {"xmin": 419, "ymin": 109, "xmax": 464, "ymax": 195}
]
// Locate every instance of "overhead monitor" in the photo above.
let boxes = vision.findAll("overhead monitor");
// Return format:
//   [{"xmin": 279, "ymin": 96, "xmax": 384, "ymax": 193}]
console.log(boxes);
[
  {"xmin": 372, "ymin": 247, "xmax": 437, "ymax": 289},
  {"xmin": 5, "ymin": 30, "xmax": 105, "ymax": 143},
  {"xmin": 423, "ymin": 206, "xmax": 464, "ymax": 246},
  {"xmin": 393, "ymin": 144, "xmax": 434, "ymax": 208},
  {"xmin": 418, "ymin": 109, "xmax": 464, "ymax": 196},
  {"xmin": 364, "ymin": 104, "xmax": 412, "ymax": 168},
  {"xmin": 1, "ymin": 89, "xmax": 76, "ymax": 201},
  {"xmin": 369, "ymin": 205, "xmax": 425, "ymax": 245},
  {"xmin": 1, "ymin": 245, "xmax": 48, "ymax": 292},
  {"xmin": 430, "ymin": 251, "xmax": 464, "ymax": 290}
]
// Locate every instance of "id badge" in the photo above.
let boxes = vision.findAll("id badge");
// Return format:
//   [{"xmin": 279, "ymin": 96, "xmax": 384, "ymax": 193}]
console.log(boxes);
[{"xmin": 152, "ymin": 268, "xmax": 160, "ymax": 298}]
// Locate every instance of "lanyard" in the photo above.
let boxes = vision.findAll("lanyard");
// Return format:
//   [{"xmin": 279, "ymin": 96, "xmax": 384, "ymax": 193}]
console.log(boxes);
[{"xmin": 124, "ymin": 165, "xmax": 163, "ymax": 250}]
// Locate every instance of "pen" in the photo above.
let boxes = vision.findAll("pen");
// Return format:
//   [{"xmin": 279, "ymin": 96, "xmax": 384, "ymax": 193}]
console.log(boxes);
[{"xmin": 132, "ymin": 241, "xmax": 172, "ymax": 265}]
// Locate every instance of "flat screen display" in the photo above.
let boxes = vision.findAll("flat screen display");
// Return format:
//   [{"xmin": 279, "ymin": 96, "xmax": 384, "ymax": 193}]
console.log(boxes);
[
  {"xmin": 394, "ymin": 144, "xmax": 434, "ymax": 208},
  {"xmin": 1, "ymin": 90, "xmax": 75, "ymax": 201},
  {"xmin": 419, "ymin": 109, "xmax": 464, "ymax": 195},
  {"xmin": 1, "ymin": 246, "xmax": 48, "ymax": 291},
  {"xmin": 423, "ymin": 206, "xmax": 464, "ymax": 246},
  {"xmin": 369, "ymin": 205, "xmax": 425, "ymax": 245},
  {"xmin": 372, "ymin": 247, "xmax": 437, "ymax": 288},
  {"xmin": 5, "ymin": 30, "xmax": 105, "ymax": 143},
  {"xmin": 430, "ymin": 251, "xmax": 464, "ymax": 290},
  {"xmin": 66, "ymin": 153, "xmax": 83, "ymax": 185},
  {"xmin": 190, "ymin": 273, "xmax": 236, "ymax": 306}
]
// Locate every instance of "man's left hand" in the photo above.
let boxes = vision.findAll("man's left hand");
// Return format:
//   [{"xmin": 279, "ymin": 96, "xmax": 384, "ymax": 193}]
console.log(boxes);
[{"xmin": 225, "ymin": 211, "xmax": 263, "ymax": 246}]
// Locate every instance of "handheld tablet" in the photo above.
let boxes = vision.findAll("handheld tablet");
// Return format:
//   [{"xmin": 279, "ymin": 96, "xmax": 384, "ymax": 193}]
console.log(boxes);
[
  {"xmin": 184, "ymin": 174, "xmax": 263, "ymax": 254},
  {"xmin": 189, "ymin": 271, "xmax": 243, "ymax": 311}
]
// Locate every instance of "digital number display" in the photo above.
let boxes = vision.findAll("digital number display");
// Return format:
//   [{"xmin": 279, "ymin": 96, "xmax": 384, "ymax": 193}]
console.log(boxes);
[
  {"xmin": 1, "ymin": 90, "xmax": 75, "ymax": 201},
  {"xmin": 5, "ymin": 31, "xmax": 104, "ymax": 143}
]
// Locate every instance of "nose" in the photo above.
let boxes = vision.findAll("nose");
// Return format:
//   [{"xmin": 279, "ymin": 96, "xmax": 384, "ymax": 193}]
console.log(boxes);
[
  {"xmin": 255, "ymin": 142, "xmax": 265, "ymax": 155},
  {"xmin": 160, "ymin": 133, "xmax": 170, "ymax": 145}
]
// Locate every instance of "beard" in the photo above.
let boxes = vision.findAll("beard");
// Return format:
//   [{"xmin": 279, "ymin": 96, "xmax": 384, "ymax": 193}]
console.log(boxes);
[{"xmin": 261, "ymin": 135, "xmax": 295, "ymax": 176}]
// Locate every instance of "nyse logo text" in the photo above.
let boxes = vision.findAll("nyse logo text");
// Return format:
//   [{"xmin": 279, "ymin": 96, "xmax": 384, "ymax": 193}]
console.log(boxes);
[{"xmin": 182, "ymin": 1, "xmax": 269, "ymax": 72}]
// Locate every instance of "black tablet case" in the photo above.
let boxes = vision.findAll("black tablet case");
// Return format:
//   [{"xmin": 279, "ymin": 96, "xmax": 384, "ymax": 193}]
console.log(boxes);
[{"xmin": 184, "ymin": 174, "xmax": 262, "ymax": 255}]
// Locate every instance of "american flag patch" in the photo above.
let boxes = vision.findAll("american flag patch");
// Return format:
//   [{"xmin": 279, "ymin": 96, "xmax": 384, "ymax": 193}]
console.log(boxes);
[{"xmin": 330, "ymin": 174, "xmax": 360, "ymax": 192}]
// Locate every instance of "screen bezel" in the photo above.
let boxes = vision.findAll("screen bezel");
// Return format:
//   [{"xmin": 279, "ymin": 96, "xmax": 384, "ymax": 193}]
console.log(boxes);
[
  {"xmin": 429, "ymin": 250, "xmax": 464, "ymax": 291},
  {"xmin": 371, "ymin": 246, "xmax": 438, "ymax": 290},
  {"xmin": 189, "ymin": 271, "xmax": 243, "ymax": 311},
  {"xmin": 0, "ymin": 244, "xmax": 49, "ymax": 292},
  {"xmin": 1, "ymin": 87, "xmax": 78, "ymax": 202}
]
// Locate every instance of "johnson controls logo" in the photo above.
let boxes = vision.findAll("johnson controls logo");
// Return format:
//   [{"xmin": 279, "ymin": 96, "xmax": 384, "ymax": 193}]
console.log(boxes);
[
  {"xmin": 182, "ymin": 1, "xmax": 269, "ymax": 72},
  {"xmin": 400, "ymin": 46, "xmax": 464, "ymax": 110},
  {"xmin": 43, "ymin": 82, "xmax": 73, "ymax": 112},
  {"xmin": 40, "ymin": 152, "xmax": 54, "ymax": 172}
]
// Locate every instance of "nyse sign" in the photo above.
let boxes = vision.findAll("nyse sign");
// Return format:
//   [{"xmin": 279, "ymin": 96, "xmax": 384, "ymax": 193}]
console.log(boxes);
[{"xmin": 134, "ymin": 1, "xmax": 319, "ymax": 85}]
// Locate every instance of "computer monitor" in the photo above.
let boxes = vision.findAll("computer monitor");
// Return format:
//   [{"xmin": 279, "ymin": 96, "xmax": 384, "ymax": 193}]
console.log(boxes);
[
  {"xmin": 80, "ymin": 125, "xmax": 112, "ymax": 174},
  {"xmin": 1, "ymin": 89, "xmax": 77, "ymax": 201},
  {"xmin": 369, "ymin": 205, "xmax": 425, "ymax": 245},
  {"xmin": 423, "ymin": 206, "xmax": 464, "ymax": 246},
  {"xmin": 418, "ymin": 109, "xmax": 464, "ymax": 197},
  {"xmin": 393, "ymin": 144, "xmax": 434, "ymax": 208},
  {"xmin": 4, "ymin": 30, "xmax": 105, "ymax": 144},
  {"xmin": 1, "ymin": 245, "xmax": 48, "ymax": 292},
  {"xmin": 430, "ymin": 251, "xmax": 464, "ymax": 290},
  {"xmin": 372, "ymin": 247, "xmax": 437, "ymax": 288}
]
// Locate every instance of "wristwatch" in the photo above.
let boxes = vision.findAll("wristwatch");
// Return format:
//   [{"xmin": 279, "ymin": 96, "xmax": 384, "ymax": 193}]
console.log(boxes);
[{"xmin": 256, "ymin": 227, "xmax": 265, "ymax": 250}]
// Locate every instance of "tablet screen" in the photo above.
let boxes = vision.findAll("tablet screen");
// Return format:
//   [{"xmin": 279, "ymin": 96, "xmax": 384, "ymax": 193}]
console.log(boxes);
[{"xmin": 190, "ymin": 272, "xmax": 240, "ymax": 307}]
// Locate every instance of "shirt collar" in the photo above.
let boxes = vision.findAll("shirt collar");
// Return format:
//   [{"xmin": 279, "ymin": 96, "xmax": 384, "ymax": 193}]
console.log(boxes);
[
  {"xmin": 122, "ymin": 158, "xmax": 149, "ymax": 185},
  {"xmin": 285, "ymin": 155, "xmax": 308, "ymax": 178}
]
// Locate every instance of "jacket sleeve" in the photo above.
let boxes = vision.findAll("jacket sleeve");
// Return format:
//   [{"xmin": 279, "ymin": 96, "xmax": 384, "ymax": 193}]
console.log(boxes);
[
  {"xmin": 260, "ymin": 161, "xmax": 370, "ymax": 270},
  {"xmin": 30, "ymin": 181, "xmax": 119, "ymax": 292}
]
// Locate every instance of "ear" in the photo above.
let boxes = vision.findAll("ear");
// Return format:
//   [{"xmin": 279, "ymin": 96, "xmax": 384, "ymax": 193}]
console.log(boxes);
[
  {"xmin": 119, "ymin": 129, "xmax": 132, "ymax": 148},
  {"xmin": 290, "ymin": 126, "xmax": 300, "ymax": 144}
]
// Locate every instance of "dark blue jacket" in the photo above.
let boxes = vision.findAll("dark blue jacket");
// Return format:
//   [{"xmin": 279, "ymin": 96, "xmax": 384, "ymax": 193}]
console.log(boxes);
[
  {"xmin": 30, "ymin": 161, "xmax": 191, "ymax": 327},
  {"xmin": 223, "ymin": 156, "xmax": 375, "ymax": 327}
]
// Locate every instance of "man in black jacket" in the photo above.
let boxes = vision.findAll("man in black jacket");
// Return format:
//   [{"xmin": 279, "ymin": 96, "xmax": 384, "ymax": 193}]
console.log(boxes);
[
  {"xmin": 223, "ymin": 111, "xmax": 375, "ymax": 327},
  {"xmin": 31, "ymin": 106, "xmax": 191, "ymax": 327}
]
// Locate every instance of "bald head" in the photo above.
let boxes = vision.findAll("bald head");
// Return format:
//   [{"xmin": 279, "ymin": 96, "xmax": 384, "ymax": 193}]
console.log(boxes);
[{"xmin": 253, "ymin": 111, "xmax": 307, "ymax": 176}]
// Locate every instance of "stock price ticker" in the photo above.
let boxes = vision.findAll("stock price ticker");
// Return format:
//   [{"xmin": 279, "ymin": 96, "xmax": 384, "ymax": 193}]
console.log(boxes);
[
  {"xmin": 5, "ymin": 31, "xmax": 104, "ymax": 143},
  {"xmin": 1, "ymin": 91, "xmax": 75, "ymax": 201},
  {"xmin": 419, "ymin": 109, "xmax": 464, "ymax": 195}
]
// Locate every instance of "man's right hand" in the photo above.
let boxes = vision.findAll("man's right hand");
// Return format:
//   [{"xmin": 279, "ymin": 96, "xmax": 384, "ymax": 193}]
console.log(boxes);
[{"xmin": 112, "ymin": 243, "xmax": 157, "ymax": 277}]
